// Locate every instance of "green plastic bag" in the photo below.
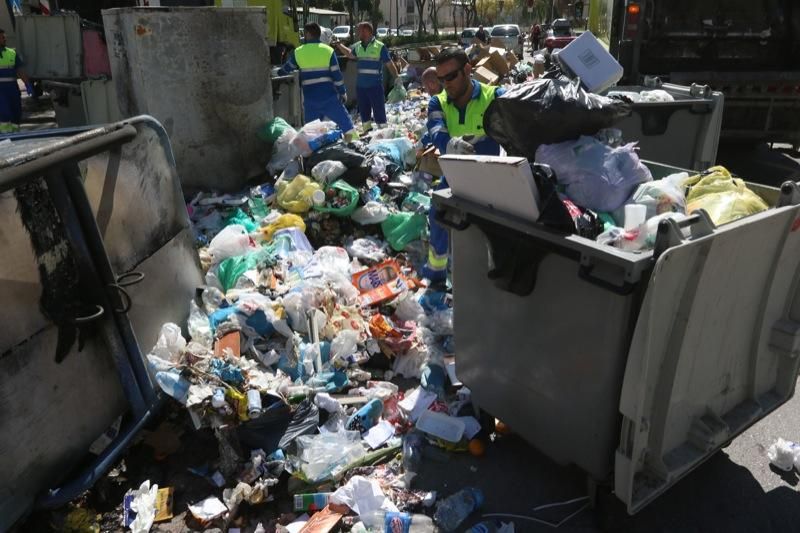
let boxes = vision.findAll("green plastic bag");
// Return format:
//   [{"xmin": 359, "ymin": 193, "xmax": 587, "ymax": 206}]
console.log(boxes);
[
  {"xmin": 313, "ymin": 180, "xmax": 360, "ymax": 217},
  {"xmin": 381, "ymin": 212, "xmax": 426, "ymax": 251},
  {"xmin": 258, "ymin": 117, "xmax": 293, "ymax": 144},
  {"xmin": 225, "ymin": 208, "xmax": 258, "ymax": 233},
  {"xmin": 217, "ymin": 248, "xmax": 276, "ymax": 292},
  {"xmin": 386, "ymin": 83, "xmax": 407, "ymax": 104}
]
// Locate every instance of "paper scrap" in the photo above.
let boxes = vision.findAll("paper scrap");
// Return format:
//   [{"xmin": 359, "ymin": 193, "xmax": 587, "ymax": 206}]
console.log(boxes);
[
  {"xmin": 445, "ymin": 361, "xmax": 461, "ymax": 387},
  {"xmin": 398, "ymin": 387, "xmax": 437, "ymax": 422},
  {"xmin": 188, "ymin": 496, "xmax": 227, "ymax": 521},
  {"xmin": 330, "ymin": 476, "xmax": 398, "ymax": 516},
  {"xmin": 154, "ymin": 487, "xmax": 174, "ymax": 522},
  {"xmin": 364, "ymin": 419, "xmax": 396, "ymax": 450},
  {"xmin": 459, "ymin": 416, "xmax": 482, "ymax": 440}
]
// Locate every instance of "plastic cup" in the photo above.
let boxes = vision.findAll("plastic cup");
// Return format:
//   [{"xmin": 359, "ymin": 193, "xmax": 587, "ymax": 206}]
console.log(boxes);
[
  {"xmin": 312, "ymin": 189, "xmax": 326, "ymax": 206},
  {"xmin": 624, "ymin": 204, "xmax": 648, "ymax": 231}
]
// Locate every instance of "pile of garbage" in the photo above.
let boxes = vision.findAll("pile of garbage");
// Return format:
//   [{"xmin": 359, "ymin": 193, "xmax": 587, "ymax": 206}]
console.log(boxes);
[{"xmin": 114, "ymin": 103, "xmax": 503, "ymax": 533}]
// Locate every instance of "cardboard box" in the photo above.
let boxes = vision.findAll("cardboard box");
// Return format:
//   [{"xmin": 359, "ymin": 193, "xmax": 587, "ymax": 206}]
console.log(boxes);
[
  {"xmin": 505, "ymin": 51, "xmax": 518, "ymax": 67},
  {"xmin": 438, "ymin": 155, "xmax": 541, "ymax": 222},
  {"xmin": 487, "ymin": 51, "xmax": 510, "ymax": 76},
  {"xmin": 557, "ymin": 31, "xmax": 623, "ymax": 93},
  {"xmin": 417, "ymin": 145, "xmax": 443, "ymax": 176},
  {"xmin": 472, "ymin": 66, "xmax": 500, "ymax": 85}
]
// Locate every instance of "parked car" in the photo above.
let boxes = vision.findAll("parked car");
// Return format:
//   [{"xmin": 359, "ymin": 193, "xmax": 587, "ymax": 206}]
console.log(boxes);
[
  {"xmin": 544, "ymin": 18, "xmax": 577, "ymax": 51},
  {"xmin": 459, "ymin": 27, "xmax": 478, "ymax": 47},
  {"xmin": 332, "ymin": 25, "xmax": 353, "ymax": 43},
  {"xmin": 376, "ymin": 27, "xmax": 389, "ymax": 38},
  {"xmin": 490, "ymin": 24, "xmax": 523, "ymax": 57},
  {"xmin": 400, "ymin": 28, "xmax": 414, "ymax": 37}
]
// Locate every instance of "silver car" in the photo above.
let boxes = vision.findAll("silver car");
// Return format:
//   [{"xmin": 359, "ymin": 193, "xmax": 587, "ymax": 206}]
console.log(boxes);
[{"xmin": 490, "ymin": 24, "xmax": 523, "ymax": 57}]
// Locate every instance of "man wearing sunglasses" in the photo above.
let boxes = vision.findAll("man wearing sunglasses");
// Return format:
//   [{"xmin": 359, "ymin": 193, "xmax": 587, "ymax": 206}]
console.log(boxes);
[{"xmin": 422, "ymin": 47, "xmax": 506, "ymax": 284}]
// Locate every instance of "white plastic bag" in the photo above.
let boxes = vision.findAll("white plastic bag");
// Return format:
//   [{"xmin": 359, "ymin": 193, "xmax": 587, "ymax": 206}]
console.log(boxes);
[
  {"xmin": 188, "ymin": 301, "xmax": 213, "ymax": 348},
  {"xmin": 767, "ymin": 438, "xmax": 800, "ymax": 471},
  {"xmin": 267, "ymin": 129, "xmax": 303, "ymax": 175},
  {"xmin": 311, "ymin": 160, "xmax": 347, "ymax": 184},
  {"xmin": 346, "ymin": 237, "xmax": 388, "ymax": 262},
  {"xmin": 128, "ymin": 480, "xmax": 158, "ymax": 533},
  {"xmin": 331, "ymin": 329, "xmax": 359, "ymax": 363},
  {"xmin": 150, "ymin": 323, "xmax": 186, "ymax": 363},
  {"xmin": 351, "ymin": 201, "xmax": 390, "ymax": 225},
  {"xmin": 624, "ymin": 172, "xmax": 688, "ymax": 221},
  {"xmin": 207, "ymin": 224, "xmax": 252, "ymax": 264}
]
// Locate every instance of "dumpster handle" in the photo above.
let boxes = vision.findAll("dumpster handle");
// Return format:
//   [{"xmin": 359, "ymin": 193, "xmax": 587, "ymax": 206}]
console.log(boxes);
[
  {"xmin": 652, "ymin": 211, "xmax": 715, "ymax": 261},
  {"xmin": 578, "ymin": 264, "xmax": 637, "ymax": 296}
]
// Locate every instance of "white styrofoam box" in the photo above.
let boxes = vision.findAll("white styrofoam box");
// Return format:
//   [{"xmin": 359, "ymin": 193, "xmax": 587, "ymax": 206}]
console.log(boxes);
[
  {"xmin": 416, "ymin": 410, "xmax": 466, "ymax": 443},
  {"xmin": 558, "ymin": 31, "xmax": 623, "ymax": 94},
  {"xmin": 439, "ymin": 155, "xmax": 541, "ymax": 222}
]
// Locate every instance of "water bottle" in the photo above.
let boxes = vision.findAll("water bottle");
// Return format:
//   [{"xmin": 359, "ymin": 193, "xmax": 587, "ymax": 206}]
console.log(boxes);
[
  {"xmin": 155, "ymin": 369, "xmax": 190, "ymax": 404},
  {"xmin": 360, "ymin": 511, "xmax": 433, "ymax": 532},
  {"xmin": 346, "ymin": 398, "xmax": 384, "ymax": 433},
  {"xmin": 433, "ymin": 488, "xmax": 484, "ymax": 532}
]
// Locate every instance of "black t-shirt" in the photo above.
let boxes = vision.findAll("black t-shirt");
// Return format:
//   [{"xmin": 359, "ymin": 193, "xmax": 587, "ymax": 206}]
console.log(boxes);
[{"xmin": 475, "ymin": 29, "xmax": 488, "ymax": 42}]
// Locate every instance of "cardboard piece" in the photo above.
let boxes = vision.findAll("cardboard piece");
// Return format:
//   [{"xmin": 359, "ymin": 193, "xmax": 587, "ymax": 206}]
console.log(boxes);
[
  {"xmin": 487, "ymin": 51, "xmax": 510, "ymax": 76},
  {"xmin": 472, "ymin": 66, "xmax": 500, "ymax": 85},
  {"xmin": 214, "ymin": 331, "xmax": 241, "ymax": 358},
  {"xmin": 417, "ymin": 145, "xmax": 443, "ymax": 176},
  {"xmin": 351, "ymin": 259, "xmax": 415, "ymax": 307},
  {"xmin": 154, "ymin": 487, "xmax": 174, "ymax": 522},
  {"xmin": 505, "ymin": 51, "xmax": 519, "ymax": 67},
  {"xmin": 298, "ymin": 505, "xmax": 347, "ymax": 533},
  {"xmin": 438, "ymin": 155, "xmax": 541, "ymax": 222}
]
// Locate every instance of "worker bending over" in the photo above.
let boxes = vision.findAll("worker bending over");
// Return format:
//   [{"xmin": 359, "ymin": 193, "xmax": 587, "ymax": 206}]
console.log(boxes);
[{"xmin": 279, "ymin": 22, "xmax": 357, "ymax": 140}]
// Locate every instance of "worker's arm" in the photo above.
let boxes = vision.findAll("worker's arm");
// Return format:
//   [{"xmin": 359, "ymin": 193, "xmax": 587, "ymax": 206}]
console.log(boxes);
[
  {"xmin": 469, "ymin": 86, "xmax": 507, "ymax": 154},
  {"xmin": 381, "ymin": 46, "xmax": 399, "ymax": 78},
  {"xmin": 334, "ymin": 42, "xmax": 356, "ymax": 60},
  {"xmin": 277, "ymin": 49, "xmax": 298, "ymax": 76},
  {"xmin": 426, "ymin": 94, "xmax": 450, "ymax": 155},
  {"xmin": 329, "ymin": 53, "xmax": 346, "ymax": 96}
]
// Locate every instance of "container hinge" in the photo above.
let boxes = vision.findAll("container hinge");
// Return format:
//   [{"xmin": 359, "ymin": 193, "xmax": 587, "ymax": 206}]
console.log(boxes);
[{"xmin": 769, "ymin": 319, "xmax": 800, "ymax": 358}]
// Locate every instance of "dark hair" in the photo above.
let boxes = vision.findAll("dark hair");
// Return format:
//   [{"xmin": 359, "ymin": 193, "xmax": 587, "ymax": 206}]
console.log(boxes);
[
  {"xmin": 357, "ymin": 22, "xmax": 374, "ymax": 35},
  {"xmin": 435, "ymin": 47, "xmax": 468, "ymax": 67},
  {"xmin": 304, "ymin": 22, "xmax": 322, "ymax": 39}
]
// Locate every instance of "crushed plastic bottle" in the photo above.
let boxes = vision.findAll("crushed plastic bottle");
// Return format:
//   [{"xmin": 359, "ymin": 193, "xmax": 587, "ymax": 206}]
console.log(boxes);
[
  {"xmin": 155, "ymin": 369, "xmax": 191, "ymax": 404},
  {"xmin": 361, "ymin": 511, "xmax": 434, "ymax": 532},
  {"xmin": 433, "ymin": 488, "xmax": 484, "ymax": 532}
]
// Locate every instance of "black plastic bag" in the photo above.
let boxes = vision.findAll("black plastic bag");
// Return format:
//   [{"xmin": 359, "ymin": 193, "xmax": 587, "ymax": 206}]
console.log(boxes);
[
  {"xmin": 483, "ymin": 78, "xmax": 630, "ymax": 160},
  {"xmin": 305, "ymin": 142, "xmax": 372, "ymax": 187},
  {"xmin": 236, "ymin": 397, "xmax": 319, "ymax": 455}
]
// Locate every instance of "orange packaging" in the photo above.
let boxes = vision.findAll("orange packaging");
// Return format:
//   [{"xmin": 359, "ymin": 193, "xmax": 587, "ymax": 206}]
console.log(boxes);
[{"xmin": 351, "ymin": 259, "xmax": 412, "ymax": 307}]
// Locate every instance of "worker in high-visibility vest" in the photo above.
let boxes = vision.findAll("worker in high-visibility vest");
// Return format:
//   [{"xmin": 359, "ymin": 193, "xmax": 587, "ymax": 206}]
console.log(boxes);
[
  {"xmin": 0, "ymin": 29, "xmax": 28, "ymax": 133},
  {"xmin": 278, "ymin": 22, "xmax": 356, "ymax": 140},
  {"xmin": 335, "ymin": 22, "xmax": 398, "ymax": 130},
  {"xmin": 422, "ymin": 47, "xmax": 506, "ymax": 284}
]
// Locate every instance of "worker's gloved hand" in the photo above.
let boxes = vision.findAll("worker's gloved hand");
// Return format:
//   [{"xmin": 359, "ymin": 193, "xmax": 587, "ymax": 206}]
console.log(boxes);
[{"xmin": 446, "ymin": 136, "xmax": 476, "ymax": 155}]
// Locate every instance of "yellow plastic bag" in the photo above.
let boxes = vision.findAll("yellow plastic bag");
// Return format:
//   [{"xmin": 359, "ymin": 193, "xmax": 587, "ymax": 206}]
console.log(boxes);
[
  {"xmin": 260, "ymin": 213, "xmax": 306, "ymax": 241},
  {"xmin": 684, "ymin": 166, "xmax": 769, "ymax": 225},
  {"xmin": 275, "ymin": 174, "xmax": 321, "ymax": 214}
]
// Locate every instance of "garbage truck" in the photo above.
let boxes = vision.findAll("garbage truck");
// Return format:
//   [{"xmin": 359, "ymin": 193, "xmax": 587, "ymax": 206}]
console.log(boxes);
[{"xmin": 591, "ymin": 0, "xmax": 800, "ymax": 150}]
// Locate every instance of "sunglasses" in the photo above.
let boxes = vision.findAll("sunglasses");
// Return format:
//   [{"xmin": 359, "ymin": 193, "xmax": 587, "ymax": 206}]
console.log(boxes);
[{"xmin": 437, "ymin": 65, "xmax": 465, "ymax": 83}]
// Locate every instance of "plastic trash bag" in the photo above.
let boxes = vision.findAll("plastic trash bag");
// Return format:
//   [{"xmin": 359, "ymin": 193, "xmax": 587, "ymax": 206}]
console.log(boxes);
[
  {"xmin": 382, "ymin": 212, "xmax": 427, "ymax": 251},
  {"xmin": 260, "ymin": 213, "xmax": 306, "ymax": 241},
  {"xmin": 225, "ymin": 208, "xmax": 258, "ymax": 233},
  {"xmin": 151, "ymin": 323, "xmax": 186, "ymax": 363},
  {"xmin": 370, "ymin": 137, "xmax": 416, "ymax": 168},
  {"xmin": 330, "ymin": 329, "xmax": 360, "ymax": 363},
  {"xmin": 128, "ymin": 480, "xmax": 159, "ymax": 533},
  {"xmin": 623, "ymin": 172, "xmax": 688, "ymax": 221},
  {"xmin": 683, "ymin": 166, "xmax": 769, "ymax": 225},
  {"xmin": 276, "ymin": 175, "xmax": 323, "ymax": 214},
  {"xmin": 313, "ymin": 180, "xmax": 360, "ymax": 217},
  {"xmin": 484, "ymin": 78, "xmax": 630, "ymax": 159},
  {"xmin": 188, "ymin": 301, "xmax": 213, "ymax": 348},
  {"xmin": 536, "ymin": 136, "xmax": 652, "ymax": 212},
  {"xmin": 352, "ymin": 201, "xmax": 390, "ymax": 225},
  {"xmin": 208, "ymin": 224, "xmax": 253, "ymax": 264},
  {"xmin": 293, "ymin": 430, "xmax": 366, "ymax": 483},
  {"xmin": 347, "ymin": 236, "xmax": 388, "ymax": 262},
  {"xmin": 767, "ymin": 438, "xmax": 800, "ymax": 472},
  {"xmin": 639, "ymin": 89, "xmax": 674, "ymax": 103},
  {"xmin": 311, "ymin": 160, "xmax": 347, "ymax": 184},
  {"xmin": 217, "ymin": 248, "xmax": 275, "ymax": 292},
  {"xmin": 387, "ymin": 82, "xmax": 408, "ymax": 104},
  {"xmin": 258, "ymin": 117, "xmax": 293, "ymax": 144},
  {"xmin": 267, "ymin": 129, "xmax": 303, "ymax": 175}
]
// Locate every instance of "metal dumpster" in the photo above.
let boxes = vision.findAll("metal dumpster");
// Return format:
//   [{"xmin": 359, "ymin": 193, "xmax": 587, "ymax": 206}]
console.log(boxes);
[
  {"xmin": 433, "ymin": 162, "xmax": 800, "ymax": 514},
  {"xmin": 0, "ymin": 116, "xmax": 203, "ymax": 530}
]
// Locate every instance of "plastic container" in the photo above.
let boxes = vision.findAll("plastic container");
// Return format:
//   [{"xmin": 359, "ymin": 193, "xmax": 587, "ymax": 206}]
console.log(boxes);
[
  {"xmin": 624, "ymin": 204, "xmax": 647, "ymax": 231},
  {"xmin": 416, "ymin": 410, "xmax": 465, "ymax": 443},
  {"xmin": 433, "ymin": 488, "xmax": 484, "ymax": 532}
]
